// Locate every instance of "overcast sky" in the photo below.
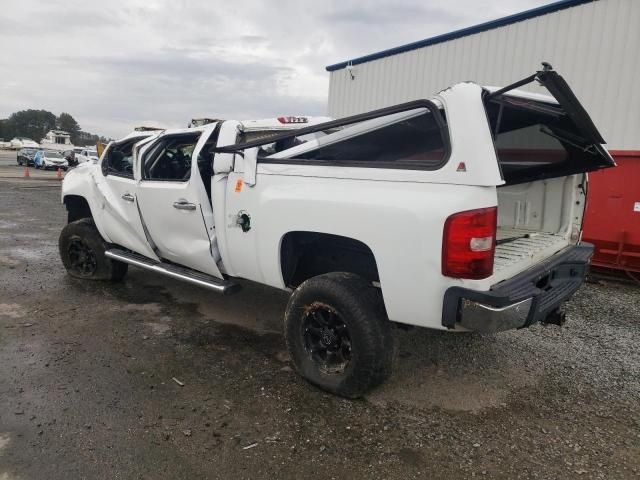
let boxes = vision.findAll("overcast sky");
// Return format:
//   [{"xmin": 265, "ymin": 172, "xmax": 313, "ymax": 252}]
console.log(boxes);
[{"xmin": 0, "ymin": 0, "xmax": 551, "ymax": 138}]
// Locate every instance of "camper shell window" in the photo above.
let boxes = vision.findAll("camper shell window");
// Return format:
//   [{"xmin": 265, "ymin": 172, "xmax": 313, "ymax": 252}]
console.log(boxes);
[
  {"xmin": 485, "ymin": 94, "xmax": 610, "ymax": 184},
  {"xmin": 291, "ymin": 110, "xmax": 446, "ymax": 168},
  {"xmin": 258, "ymin": 104, "xmax": 449, "ymax": 170},
  {"xmin": 212, "ymin": 100, "xmax": 450, "ymax": 171}
]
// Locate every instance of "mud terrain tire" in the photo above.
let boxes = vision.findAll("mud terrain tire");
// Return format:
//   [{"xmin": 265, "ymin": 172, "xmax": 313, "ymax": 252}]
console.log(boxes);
[
  {"xmin": 59, "ymin": 219, "xmax": 128, "ymax": 281},
  {"xmin": 285, "ymin": 272, "xmax": 393, "ymax": 398}
]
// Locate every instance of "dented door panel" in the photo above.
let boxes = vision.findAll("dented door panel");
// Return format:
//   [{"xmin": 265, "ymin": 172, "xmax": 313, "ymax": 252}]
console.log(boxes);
[{"xmin": 135, "ymin": 125, "xmax": 224, "ymax": 278}]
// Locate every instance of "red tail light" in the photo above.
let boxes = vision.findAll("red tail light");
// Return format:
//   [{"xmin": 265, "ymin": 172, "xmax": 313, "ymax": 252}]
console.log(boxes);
[{"xmin": 442, "ymin": 207, "xmax": 497, "ymax": 279}]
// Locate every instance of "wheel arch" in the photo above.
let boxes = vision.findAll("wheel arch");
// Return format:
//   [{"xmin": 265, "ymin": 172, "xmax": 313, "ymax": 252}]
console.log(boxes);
[
  {"xmin": 279, "ymin": 231, "xmax": 380, "ymax": 288},
  {"xmin": 63, "ymin": 194, "xmax": 94, "ymax": 224}
]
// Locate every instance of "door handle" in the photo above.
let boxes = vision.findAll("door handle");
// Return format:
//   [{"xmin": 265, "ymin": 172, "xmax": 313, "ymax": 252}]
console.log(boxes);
[
  {"xmin": 173, "ymin": 200, "xmax": 196, "ymax": 211},
  {"xmin": 121, "ymin": 193, "xmax": 134, "ymax": 202}
]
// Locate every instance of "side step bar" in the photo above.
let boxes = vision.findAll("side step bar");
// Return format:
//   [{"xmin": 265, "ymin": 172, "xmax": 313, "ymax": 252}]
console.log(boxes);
[{"xmin": 105, "ymin": 248, "xmax": 240, "ymax": 295}]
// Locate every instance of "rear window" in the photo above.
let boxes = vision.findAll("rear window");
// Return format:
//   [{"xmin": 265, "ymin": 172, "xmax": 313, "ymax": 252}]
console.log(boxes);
[{"xmin": 485, "ymin": 95, "xmax": 604, "ymax": 183}]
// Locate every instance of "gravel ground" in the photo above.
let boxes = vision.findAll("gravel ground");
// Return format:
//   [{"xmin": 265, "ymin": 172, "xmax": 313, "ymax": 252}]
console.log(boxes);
[{"xmin": 0, "ymin": 172, "xmax": 638, "ymax": 479}]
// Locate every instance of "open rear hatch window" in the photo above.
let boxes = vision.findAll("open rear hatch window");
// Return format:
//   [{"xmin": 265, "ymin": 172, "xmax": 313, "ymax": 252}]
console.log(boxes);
[{"xmin": 485, "ymin": 68, "xmax": 615, "ymax": 185}]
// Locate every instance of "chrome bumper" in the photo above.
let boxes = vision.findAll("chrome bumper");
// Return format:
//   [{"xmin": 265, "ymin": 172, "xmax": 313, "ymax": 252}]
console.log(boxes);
[
  {"xmin": 458, "ymin": 298, "xmax": 533, "ymax": 333},
  {"xmin": 442, "ymin": 243, "xmax": 594, "ymax": 332}
]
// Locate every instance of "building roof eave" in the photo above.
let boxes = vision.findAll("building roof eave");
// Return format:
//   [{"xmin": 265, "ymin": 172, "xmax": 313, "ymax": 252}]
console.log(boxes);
[{"xmin": 326, "ymin": 0, "xmax": 595, "ymax": 72}]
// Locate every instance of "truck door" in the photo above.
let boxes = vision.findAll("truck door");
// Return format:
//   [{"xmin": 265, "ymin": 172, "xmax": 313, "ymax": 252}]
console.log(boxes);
[
  {"xmin": 97, "ymin": 138, "xmax": 156, "ymax": 258},
  {"xmin": 135, "ymin": 125, "xmax": 223, "ymax": 278}
]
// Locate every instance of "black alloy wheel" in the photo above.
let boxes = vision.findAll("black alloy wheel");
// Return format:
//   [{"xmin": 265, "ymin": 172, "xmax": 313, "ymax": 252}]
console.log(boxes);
[
  {"xmin": 285, "ymin": 272, "xmax": 394, "ymax": 398},
  {"xmin": 59, "ymin": 218, "xmax": 128, "ymax": 281},
  {"xmin": 302, "ymin": 303, "xmax": 352, "ymax": 375},
  {"xmin": 67, "ymin": 238, "xmax": 98, "ymax": 276}
]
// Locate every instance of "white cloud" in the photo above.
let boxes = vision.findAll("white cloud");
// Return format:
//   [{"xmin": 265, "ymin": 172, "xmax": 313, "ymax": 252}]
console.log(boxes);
[{"xmin": 0, "ymin": 0, "xmax": 550, "ymax": 138}]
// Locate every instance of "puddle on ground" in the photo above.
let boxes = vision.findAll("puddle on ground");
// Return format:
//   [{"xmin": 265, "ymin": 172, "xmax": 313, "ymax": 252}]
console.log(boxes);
[
  {"xmin": 144, "ymin": 316, "xmax": 172, "ymax": 336},
  {"xmin": 0, "ymin": 233, "xmax": 43, "ymax": 240},
  {"xmin": 0, "ymin": 256, "xmax": 20, "ymax": 267},
  {"xmin": 0, "ymin": 433, "xmax": 9, "ymax": 452},
  {"xmin": 175, "ymin": 320, "xmax": 285, "ymax": 362},
  {"xmin": 0, "ymin": 247, "xmax": 53, "ymax": 262},
  {"xmin": 367, "ymin": 368, "xmax": 537, "ymax": 412},
  {"xmin": 366, "ymin": 330, "xmax": 540, "ymax": 412},
  {"xmin": 0, "ymin": 473, "xmax": 19, "ymax": 480},
  {"xmin": 91, "ymin": 275, "xmax": 288, "ymax": 362},
  {"xmin": 196, "ymin": 305, "xmax": 278, "ymax": 333},
  {"xmin": 118, "ymin": 303, "xmax": 163, "ymax": 314},
  {"xmin": 0, "ymin": 304, "xmax": 26, "ymax": 319},
  {"xmin": 195, "ymin": 287, "xmax": 287, "ymax": 335}
]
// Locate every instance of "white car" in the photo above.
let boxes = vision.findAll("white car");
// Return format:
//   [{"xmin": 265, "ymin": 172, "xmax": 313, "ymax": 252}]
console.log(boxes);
[
  {"xmin": 74, "ymin": 147, "xmax": 99, "ymax": 163},
  {"xmin": 34, "ymin": 150, "xmax": 69, "ymax": 170},
  {"xmin": 58, "ymin": 66, "xmax": 614, "ymax": 397}
]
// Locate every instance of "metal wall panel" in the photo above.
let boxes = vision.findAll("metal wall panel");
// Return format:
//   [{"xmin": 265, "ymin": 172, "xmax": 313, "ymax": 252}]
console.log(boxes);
[{"xmin": 327, "ymin": 0, "xmax": 640, "ymax": 150}]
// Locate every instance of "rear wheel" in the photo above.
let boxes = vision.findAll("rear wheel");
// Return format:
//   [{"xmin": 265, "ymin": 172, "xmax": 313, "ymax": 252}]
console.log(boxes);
[
  {"xmin": 59, "ymin": 219, "xmax": 128, "ymax": 281},
  {"xmin": 284, "ymin": 272, "xmax": 394, "ymax": 398}
]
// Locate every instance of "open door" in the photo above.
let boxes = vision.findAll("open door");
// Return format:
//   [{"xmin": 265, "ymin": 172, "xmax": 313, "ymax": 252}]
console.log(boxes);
[
  {"xmin": 96, "ymin": 136, "xmax": 157, "ymax": 258},
  {"xmin": 135, "ymin": 124, "xmax": 223, "ymax": 278}
]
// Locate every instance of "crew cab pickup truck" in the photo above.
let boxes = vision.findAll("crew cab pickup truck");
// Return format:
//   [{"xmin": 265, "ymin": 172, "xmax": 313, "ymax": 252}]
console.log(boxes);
[{"xmin": 59, "ymin": 66, "xmax": 614, "ymax": 398}]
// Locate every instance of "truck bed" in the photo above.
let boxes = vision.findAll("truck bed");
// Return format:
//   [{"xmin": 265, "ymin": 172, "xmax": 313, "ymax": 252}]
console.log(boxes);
[{"xmin": 494, "ymin": 228, "xmax": 568, "ymax": 277}]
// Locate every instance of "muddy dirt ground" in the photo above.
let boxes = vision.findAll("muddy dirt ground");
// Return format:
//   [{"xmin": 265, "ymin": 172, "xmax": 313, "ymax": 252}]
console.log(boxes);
[{"xmin": 0, "ymin": 156, "xmax": 639, "ymax": 479}]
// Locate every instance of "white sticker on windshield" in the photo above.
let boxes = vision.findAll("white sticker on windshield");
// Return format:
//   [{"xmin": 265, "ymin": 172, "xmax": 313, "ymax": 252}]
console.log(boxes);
[{"xmin": 634, "ymin": 202, "xmax": 640, "ymax": 212}]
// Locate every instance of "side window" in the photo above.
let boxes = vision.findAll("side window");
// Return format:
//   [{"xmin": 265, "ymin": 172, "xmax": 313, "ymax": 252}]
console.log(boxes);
[
  {"xmin": 142, "ymin": 133, "xmax": 200, "ymax": 181},
  {"xmin": 104, "ymin": 144, "xmax": 135, "ymax": 177},
  {"xmin": 102, "ymin": 136, "xmax": 148, "ymax": 178},
  {"xmin": 281, "ymin": 109, "xmax": 447, "ymax": 169}
]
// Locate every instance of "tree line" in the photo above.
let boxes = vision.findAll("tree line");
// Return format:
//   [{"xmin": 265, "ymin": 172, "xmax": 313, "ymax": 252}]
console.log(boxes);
[{"xmin": 0, "ymin": 109, "xmax": 110, "ymax": 146}]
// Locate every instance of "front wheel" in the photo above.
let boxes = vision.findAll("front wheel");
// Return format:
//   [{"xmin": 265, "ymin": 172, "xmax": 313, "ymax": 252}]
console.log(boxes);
[
  {"xmin": 59, "ymin": 219, "xmax": 128, "ymax": 281},
  {"xmin": 284, "ymin": 272, "xmax": 394, "ymax": 398}
]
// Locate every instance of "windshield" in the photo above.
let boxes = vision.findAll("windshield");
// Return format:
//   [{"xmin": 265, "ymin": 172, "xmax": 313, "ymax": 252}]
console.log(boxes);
[{"xmin": 45, "ymin": 151, "xmax": 63, "ymax": 159}]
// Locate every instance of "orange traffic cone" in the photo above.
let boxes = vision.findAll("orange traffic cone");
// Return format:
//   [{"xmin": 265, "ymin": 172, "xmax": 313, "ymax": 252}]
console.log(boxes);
[
  {"xmin": 56, "ymin": 168, "xmax": 63, "ymax": 180},
  {"xmin": 23, "ymin": 167, "xmax": 30, "ymax": 178}
]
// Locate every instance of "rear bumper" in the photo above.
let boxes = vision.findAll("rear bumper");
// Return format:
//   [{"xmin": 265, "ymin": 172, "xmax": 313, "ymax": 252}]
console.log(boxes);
[{"xmin": 442, "ymin": 243, "xmax": 593, "ymax": 332}]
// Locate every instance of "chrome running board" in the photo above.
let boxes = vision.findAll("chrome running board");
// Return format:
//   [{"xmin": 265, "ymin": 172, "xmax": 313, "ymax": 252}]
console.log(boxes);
[{"xmin": 105, "ymin": 248, "xmax": 240, "ymax": 295}]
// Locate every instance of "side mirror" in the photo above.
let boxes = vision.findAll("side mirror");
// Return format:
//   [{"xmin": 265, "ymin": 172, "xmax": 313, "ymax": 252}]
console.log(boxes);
[{"xmin": 242, "ymin": 147, "xmax": 258, "ymax": 186}]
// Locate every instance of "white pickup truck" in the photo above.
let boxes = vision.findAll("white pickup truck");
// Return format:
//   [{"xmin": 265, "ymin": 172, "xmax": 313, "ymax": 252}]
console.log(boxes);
[{"xmin": 59, "ymin": 66, "xmax": 614, "ymax": 397}]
